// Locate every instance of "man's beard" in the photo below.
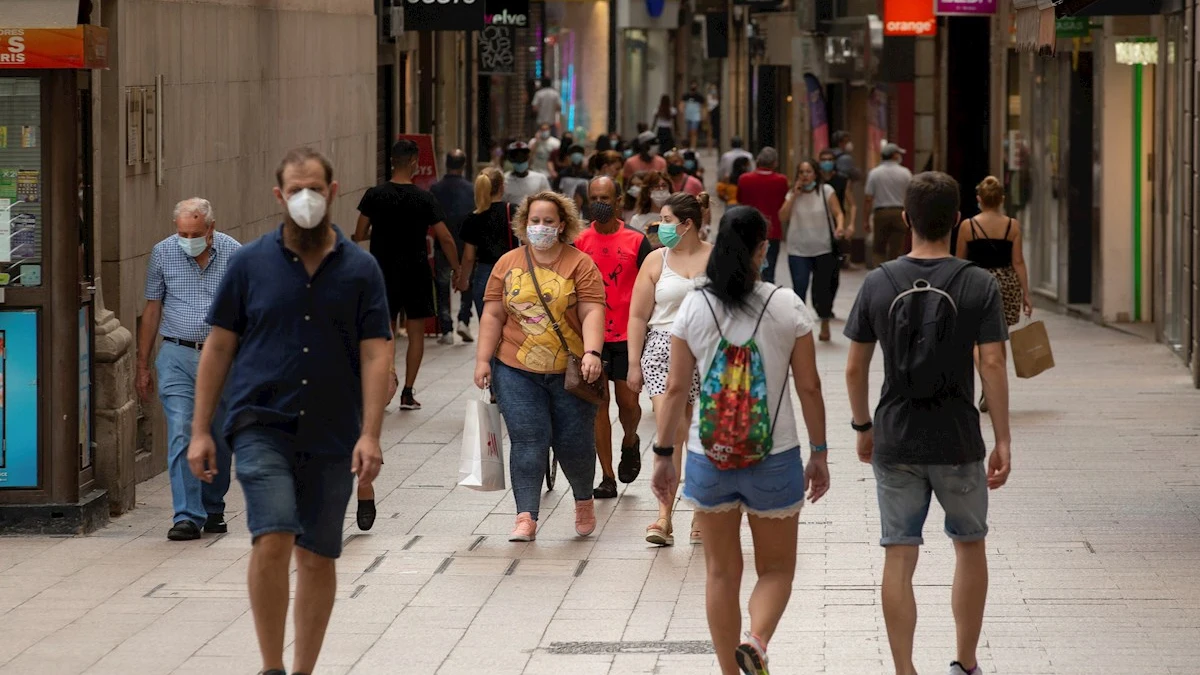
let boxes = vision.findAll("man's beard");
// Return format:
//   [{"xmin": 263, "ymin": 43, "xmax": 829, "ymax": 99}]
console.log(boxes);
[{"xmin": 285, "ymin": 217, "xmax": 332, "ymax": 251}]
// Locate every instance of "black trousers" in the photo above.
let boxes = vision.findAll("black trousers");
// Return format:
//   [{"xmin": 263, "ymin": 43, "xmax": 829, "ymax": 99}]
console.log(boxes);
[{"xmin": 787, "ymin": 252, "xmax": 839, "ymax": 320}]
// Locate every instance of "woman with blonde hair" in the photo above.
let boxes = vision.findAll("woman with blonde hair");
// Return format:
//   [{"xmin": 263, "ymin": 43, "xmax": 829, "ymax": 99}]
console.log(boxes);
[
  {"xmin": 474, "ymin": 191, "xmax": 608, "ymax": 541},
  {"xmin": 956, "ymin": 176, "xmax": 1033, "ymax": 411},
  {"xmin": 457, "ymin": 167, "xmax": 517, "ymax": 325}
]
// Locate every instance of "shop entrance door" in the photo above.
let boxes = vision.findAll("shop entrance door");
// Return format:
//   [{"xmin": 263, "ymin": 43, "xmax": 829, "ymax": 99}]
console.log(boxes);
[{"xmin": 1066, "ymin": 53, "xmax": 1095, "ymax": 308}]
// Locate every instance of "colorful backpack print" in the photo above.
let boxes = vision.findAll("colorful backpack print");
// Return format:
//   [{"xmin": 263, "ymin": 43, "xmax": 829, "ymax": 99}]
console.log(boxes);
[{"xmin": 697, "ymin": 288, "xmax": 787, "ymax": 470}]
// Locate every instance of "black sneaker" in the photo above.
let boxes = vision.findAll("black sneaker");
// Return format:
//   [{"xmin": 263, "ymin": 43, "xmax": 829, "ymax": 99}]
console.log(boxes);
[
  {"xmin": 399, "ymin": 388, "xmax": 421, "ymax": 410},
  {"xmin": 259, "ymin": 670, "xmax": 286, "ymax": 675},
  {"xmin": 593, "ymin": 475, "xmax": 618, "ymax": 499},
  {"xmin": 357, "ymin": 499, "xmax": 377, "ymax": 531},
  {"xmin": 167, "ymin": 520, "xmax": 201, "ymax": 541},
  {"xmin": 617, "ymin": 435, "xmax": 642, "ymax": 484},
  {"xmin": 204, "ymin": 513, "xmax": 227, "ymax": 534}
]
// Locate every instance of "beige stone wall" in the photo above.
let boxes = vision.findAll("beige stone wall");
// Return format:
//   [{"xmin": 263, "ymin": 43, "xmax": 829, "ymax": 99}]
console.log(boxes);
[{"xmin": 101, "ymin": 0, "xmax": 377, "ymax": 334}]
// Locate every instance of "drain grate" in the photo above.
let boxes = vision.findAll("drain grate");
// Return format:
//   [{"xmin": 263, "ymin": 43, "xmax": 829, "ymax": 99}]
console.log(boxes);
[{"xmin": 547, "ymin": 641, "xmax": 713, "ymax": 655}]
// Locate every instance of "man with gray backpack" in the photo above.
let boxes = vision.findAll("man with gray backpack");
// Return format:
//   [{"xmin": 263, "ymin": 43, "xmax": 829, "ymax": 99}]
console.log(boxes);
[{"xmin": 843, "ymin": 172, "xmax": 1013, "ymax": 675}]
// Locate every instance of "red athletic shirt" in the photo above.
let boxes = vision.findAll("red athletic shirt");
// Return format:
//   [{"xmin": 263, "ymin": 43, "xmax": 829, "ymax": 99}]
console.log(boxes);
[
  {"xmin": 574, "ymin": 222, "xmax": 654, "ymax": 343},
  {"xmin": 737, "ymin": 169, "xmax": 790, "ymax": 241}
]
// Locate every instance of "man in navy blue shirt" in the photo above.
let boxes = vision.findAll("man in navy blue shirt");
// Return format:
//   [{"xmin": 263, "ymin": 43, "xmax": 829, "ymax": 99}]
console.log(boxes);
[{"xmin": 187, "ymin": 147, "xmax": 393, "ymax": 675}]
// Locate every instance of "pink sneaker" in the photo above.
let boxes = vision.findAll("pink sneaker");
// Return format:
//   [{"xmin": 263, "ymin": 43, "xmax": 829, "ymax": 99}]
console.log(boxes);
[
  {"xmin": 509, "ymin": 513, "xmax": 536, "ymax": 542},
  {"xmin": 574, "ymin": 499, "xmax": 596, "ymax": 537}
]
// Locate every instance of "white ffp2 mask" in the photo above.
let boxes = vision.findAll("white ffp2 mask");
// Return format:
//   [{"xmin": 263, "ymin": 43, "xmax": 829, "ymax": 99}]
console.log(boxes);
[{"xmin": 287, "ymin": 189, "xmax": 326, "ymax": 230}]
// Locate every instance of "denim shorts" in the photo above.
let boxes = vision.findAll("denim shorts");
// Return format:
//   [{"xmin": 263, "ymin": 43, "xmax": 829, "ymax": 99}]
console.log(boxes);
[
  {"xmin": 872, "ymin": 460, "xmax": 989, "ymax": 547},
  {"xmin": 234, "ymin": 427, "xmax": 354, "ymax": 559},
  {"xmin": 682, "ymin": 447, "xmax": 805, "ymax": 517}
]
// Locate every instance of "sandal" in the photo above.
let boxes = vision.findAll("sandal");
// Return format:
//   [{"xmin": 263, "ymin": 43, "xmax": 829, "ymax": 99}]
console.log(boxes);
[
  {"xmin": 645, "ymin": 517, "xmax": 674, "ymax": 547},
  {"xmin": 617, "ymin": 434, "xmax": 642, "ymax": 484},
  {"xmin": 689, "ymin": 515, "xmax": 702, "ymax": 545}
]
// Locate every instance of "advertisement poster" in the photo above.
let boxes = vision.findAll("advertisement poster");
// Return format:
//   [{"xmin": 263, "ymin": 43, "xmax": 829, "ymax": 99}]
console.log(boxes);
[
  {"xmin": 79, "ymin": 307, "xmax": 91, "ymax": 471},
  {"xmin": 0, "ymin": 169, "xmax": 16, "ymax": 200},
  {"xmin": 935, "ymin": 0, "xmax": 996, "ymax": 15},
  {"xmin": 0, "ymin": 310, "xmax": 38, "ymax": 489},
  {"xmin": 16, "ymin": 170, "xmax": 38, "ymax": 203},
  {"xmin": 803, "ymin": 74, "xmax": 830, "ymax": 155}
]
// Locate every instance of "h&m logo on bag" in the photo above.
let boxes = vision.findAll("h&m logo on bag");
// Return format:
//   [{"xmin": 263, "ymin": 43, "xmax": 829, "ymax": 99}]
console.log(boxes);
[{"xmin": 486, "ymin": 433, "xmax": 499, "ymax": 457}]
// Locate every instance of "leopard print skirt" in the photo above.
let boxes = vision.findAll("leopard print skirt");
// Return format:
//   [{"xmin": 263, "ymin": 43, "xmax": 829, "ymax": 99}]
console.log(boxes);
[{"xmin": 987, "ymin": 266, "xmax": 1023, "ymax": 327}]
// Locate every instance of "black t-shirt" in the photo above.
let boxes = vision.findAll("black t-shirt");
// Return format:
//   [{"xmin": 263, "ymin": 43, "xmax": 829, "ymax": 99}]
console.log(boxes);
[
  {"xmin": 460, "ymin": 202, "xmax": 517, "ymax": 264},
  {"xmin": 356, "ymin": 182, "xmax": 446, "ymax": 277},
  {"xmin": 843, "ymin": 257, "xmax": 1009, "ymax": 465},
  {"xmin": 826, "ymin": 173, "xmax": 848, "ymax": 211}
]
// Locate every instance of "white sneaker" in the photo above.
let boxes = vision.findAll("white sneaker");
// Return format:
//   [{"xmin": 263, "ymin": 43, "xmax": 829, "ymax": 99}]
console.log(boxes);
[
  {"xmin": 948, "ymin": 662, "xmax": 982, "ymax": 675},
  {"xmin": 438, "ymin": 332, "xmax": 455, "ymax": 346},
  {"xmin": 457, "ymin": 320, "xmax": 475, "ymax": 343}
]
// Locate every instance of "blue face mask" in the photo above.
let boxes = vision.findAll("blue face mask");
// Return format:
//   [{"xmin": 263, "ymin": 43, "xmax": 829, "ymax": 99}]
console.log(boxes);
[
  {"xmin": 803, "ymin": 181, "xmax": 817, "ymax": 191},
  {"xmin": 819, "ymin": 160, "xmax": 835, "ymax": 173},
  {"xmin": 760, "ymin": 254, "xmax": 769, "ymax": 273},
  {"xmin": 570, "ymin": 152, "xmax": 584, "ymax": 165},
  {"xmin": 658, "ymin": 220, "xmax": 688, "ymax": 249},
  {"xmin": 512, "ymin": 161, "xmax": 529, "ymax": 173},
  {"xmin": 623, "ymin": 149, "xmax": 633, "ymax": 159},
  {"xmin": 684, "ymin": 160, "xmax": 697, "ymax": 171}
]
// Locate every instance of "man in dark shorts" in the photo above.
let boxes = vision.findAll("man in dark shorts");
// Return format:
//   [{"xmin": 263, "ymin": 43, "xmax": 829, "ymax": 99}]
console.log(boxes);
[
  {"xmin": 574, "ymin": 176, "xmax": 653, "ymax": 498},
  {"xmin": 188, "ymin": 147, "xmax": 393, "ymax": 675},
  {"xmin": 355, "ymin": 139, "xmax": 461, "ymax": 410},
  {"xmin": 844, "ymin": 171, "xmax": 1012, "ymax": 675}
]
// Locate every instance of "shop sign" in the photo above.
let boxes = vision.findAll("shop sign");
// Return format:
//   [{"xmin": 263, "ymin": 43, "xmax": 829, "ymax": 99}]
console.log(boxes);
[
  {"xmin": 401, "ymin": 0, "xmax": 485, "ymax": 32},
  {"xmin": 883, "ymin": 0, "xmax": 936, "ymax": 36},
  {"xmin": 396, "ymin": 134, "xmax": 438, "ymax": 191},
  {"xmin": 0, "ymin": 26, "xmax": 109, "ymax": 69},
  {"xmin": 935, "ymin": 0, "xmax": 996, "ymax": 15},
  {"xmin": 478, "ymin": 0, "xmax": 527, "ymax": 75},
  {"xmin": 0, "ymin": 310, "xmax": 39, "ymax": 489},
  {"xmin": 1055, "ymin": 16, "xmax": 1090, "ymax": 38}
]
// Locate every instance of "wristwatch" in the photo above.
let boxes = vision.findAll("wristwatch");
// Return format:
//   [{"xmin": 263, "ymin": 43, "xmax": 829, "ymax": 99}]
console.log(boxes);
[
  {"xmin": 652, "ymin": 444, "xmax": 674, "ymax": 457},
  {"xmin": 851, "ymin": 419, "xmax": 873, "ymax": 432}
]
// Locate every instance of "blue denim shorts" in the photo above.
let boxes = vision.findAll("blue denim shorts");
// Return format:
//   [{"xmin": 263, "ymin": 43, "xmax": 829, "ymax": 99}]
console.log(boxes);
[
  {"xmin": 872, "ymin": 460, "xmax": 989, "ymax": 547},
  {"xmin": 234, "ymin": 428, "xmax": 354, "ymax": 559},
  {"xmin": 682, "ymin": 447, "xmax": 805, "ymax": 517}
]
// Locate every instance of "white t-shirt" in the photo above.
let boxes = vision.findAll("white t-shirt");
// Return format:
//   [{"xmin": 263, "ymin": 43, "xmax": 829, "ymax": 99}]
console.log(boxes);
[
  {"xmin": 672, "ymin": 282, "xmax": 815, "ymax": 456},
  {"xmin": 785, "ymin": 184, "xmax": 835, "ymax": 257},
  {"xmin": 503, "ymin": 170, "xmax": 552, "ymax": 205},
  {"xmin": 532, "ymin": 88, "xmax": 560, "ymax": 125}
]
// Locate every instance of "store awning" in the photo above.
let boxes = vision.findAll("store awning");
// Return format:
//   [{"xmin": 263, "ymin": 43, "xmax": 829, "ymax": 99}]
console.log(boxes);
[
  {"xmin": 1055, "ymin": 0, "xmax": 1180, "ymax": 15},
  {"xmin": 0, "ymin": 26, "xmax": 108, "ymax": 69},
  {"xmin": 1012, "ymin": 0, "xmax": 1057, "ymax": 54}
]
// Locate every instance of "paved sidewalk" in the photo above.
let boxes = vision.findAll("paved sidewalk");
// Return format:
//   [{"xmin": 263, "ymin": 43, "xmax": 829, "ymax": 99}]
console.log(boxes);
[{"xmin": 2, "ymin": 270, "xmax": 1200, "ymax": 675}]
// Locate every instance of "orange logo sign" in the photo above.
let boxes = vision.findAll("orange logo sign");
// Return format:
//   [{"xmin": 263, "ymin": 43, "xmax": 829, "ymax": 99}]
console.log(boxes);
[
  {"xmin": 884, "ymin": 0, "xmax": 937, "ymax": 36},
  {"xmin": 0, "ymin": 27, "xmax": 109, "ymax": 69}
]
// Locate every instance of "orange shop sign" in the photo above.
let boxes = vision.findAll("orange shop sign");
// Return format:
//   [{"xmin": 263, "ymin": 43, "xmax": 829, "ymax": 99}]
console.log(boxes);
[
  {"xmin": 0, "ymin": 26, "xmax": 110, "ymax": 69},
  {"xmin": 884, "ymin": 0, "xmax": 937, "ymax": 36}
]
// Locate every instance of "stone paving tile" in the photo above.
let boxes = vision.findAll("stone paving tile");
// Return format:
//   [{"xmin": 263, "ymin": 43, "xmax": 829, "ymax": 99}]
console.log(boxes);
[{"xmin": 2, "ymin": 261, "xmax": 1200, "ymax": 674}]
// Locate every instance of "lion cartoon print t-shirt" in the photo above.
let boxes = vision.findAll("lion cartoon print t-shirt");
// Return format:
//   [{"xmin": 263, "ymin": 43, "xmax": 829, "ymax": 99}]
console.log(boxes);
[{"xmin": 484, "ymin": 245, "xmax": 606, "ymax": 374}]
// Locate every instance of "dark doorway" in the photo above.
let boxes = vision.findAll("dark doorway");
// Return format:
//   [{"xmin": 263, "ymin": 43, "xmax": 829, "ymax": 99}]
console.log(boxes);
[
  {"xmin": 376, "ymin": 65, "xmax": 395, "ymax": 184},
  {"xmin": 1067, "ymin": 52, "xmax": 1095, "ymax": 306},
  {"xmin": 945, "ymin": 16, "xmax": 991, "ymax": 220},
  {"xmin": 753, "ymin": 65, "xmax": 790, "ymax": 153}
]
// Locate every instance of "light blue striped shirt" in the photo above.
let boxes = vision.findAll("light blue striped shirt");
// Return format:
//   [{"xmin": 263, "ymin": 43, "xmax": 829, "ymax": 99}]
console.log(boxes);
[{"xmin": 144, "ymin": 231, "xmax": 240, "ymax": 342}]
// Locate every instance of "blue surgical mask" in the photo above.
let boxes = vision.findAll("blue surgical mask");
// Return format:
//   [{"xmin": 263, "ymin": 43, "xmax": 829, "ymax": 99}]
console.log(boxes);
[
  {"xmin": 760, "ymin": 255, "xmax": 769, "ymax": 273},
  {"xmin": 684, "ymin": 160, "xmax": 696, "ymax": 171},
  {"xmin": 803, "ymin": 181, "xmax": 817, "ymax": 191},
  {"xmin": 570, "ymin": 152, "xmax": 584, "ymax": 165},
  {"xmin": 820, "ymin": 160, "xmax": 835, "ymax": 173},
  {"xmin": 658, "ymin": 220, "xmax": 688, "ymax": 249},
  {"xmin": 623, "ymin": 149, "xmax": 633, "ymax": 159},
  {"xmin": 178, "ymin": 235, "xmax": 208, "ymax": 258},
  {"xmin": 512, "ymin": 161, "xmax": 529, "ymax": 173}
]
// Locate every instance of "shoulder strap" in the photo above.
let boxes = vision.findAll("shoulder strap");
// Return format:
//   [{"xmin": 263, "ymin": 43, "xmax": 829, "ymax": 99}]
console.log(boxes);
[
  {"xmin": 819, "ymin": 184, "xmax": 838, "ymax": 242},
  {"xmin": 879, "ymin": 261, "xmax": 904, "ymax": 295},
  {"xmin": 969, "ymin": 217, "xmax": 984, "ymax": 240},
  {"xmin": 699, "ymin": 290, "xmax": 726, "ymax": 340},
  {"xmin": 523, "ymin": 246, "xmax": 575, "ymax": 357},
  {"xmin": 506, "ymin": 203, "xmax": 514, "ymax": 249},
  {"xmin": 752, "ymin": 287, "xmax": 782, "ymax": 336},
  {"xmin": 1003, "ymin": 218, "xmax": 1013, "ymax": 241}
]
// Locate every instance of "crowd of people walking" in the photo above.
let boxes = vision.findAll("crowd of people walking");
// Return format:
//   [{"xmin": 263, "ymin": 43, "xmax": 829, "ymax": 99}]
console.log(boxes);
[{"xmin": 135, "ymin": 119, "xmax": 1028, "ymax": 674}]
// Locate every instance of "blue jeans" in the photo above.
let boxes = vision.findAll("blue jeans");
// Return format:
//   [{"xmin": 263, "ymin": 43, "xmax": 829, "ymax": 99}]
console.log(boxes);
[
  {"xmin": 233, "ymin": 427, "xmax": 354, "ymax": 559},
  {"xmin": 435, "ymin": 260, "xmax": 454, "ymax": 334},
  {"xmin": 683, "ymin": 447, "xmax": 805, "ymax": 517},
  {"xmin": 155, "ymin": 340, "xmax": 233, "ymax": 527},
  {"xmin": 490, "ymin": 359, "xmax": 597, "ymax": 520},
  {"xmin": 763, "ymin": 239, "xmax": 782, "ymax": 284},
  {"xmin": 787, "ymin": 253, "xmax": 838, "ymax": 319},
  {"xmin": 872, "ymin": 460, "xmax": 989, "ymax": 547},
  {"xmin": 467, "ymin": 262, "xmax": 492, "ymax": 325}
]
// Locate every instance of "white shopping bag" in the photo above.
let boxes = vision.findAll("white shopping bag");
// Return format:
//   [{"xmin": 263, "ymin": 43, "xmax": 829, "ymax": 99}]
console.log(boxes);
[{"xmin": 457, "ymin": 392, "xmax": 506, "ymax": 491}]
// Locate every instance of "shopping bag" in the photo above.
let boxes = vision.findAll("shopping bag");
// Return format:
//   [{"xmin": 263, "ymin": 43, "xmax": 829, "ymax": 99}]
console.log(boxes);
[
  {"xmin": 1009, "ymin": 319, "xmax": 1055, "ymax": 379},
  {"xmin": 457, "ymin": 392, "xmax": 506, "ymax": 491}
]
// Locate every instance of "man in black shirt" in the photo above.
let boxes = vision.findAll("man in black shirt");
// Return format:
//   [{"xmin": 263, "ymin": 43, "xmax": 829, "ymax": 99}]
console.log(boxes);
[
  {"xmin": 844, "ymin": 172, "xmax": 1011, "ymax": 675},
  {"xmin": 355, "ymin": 140, "xmax": 461, "ymax": 411},
  {"xmin": 429, "ymin": 150, "xmax": 476, "ymax": 344}
]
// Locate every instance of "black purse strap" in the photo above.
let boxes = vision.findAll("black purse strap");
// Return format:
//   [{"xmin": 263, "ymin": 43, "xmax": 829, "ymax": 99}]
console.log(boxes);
[{"xmin": 523, "ymin": 245, "xmax": 575, "ymax": 358}]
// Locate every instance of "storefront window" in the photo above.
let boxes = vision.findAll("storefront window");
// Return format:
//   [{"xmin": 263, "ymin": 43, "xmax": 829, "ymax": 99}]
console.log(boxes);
[
  {"xmin": 1028, "ymin": 56, "xmax": 1061, "ymax": 296},
  {"xmin": 1162, "ymin": 15, "xmax": 1186, "ymax": 353},
  {"xmin": 0, "ymin": 77, "xmax": 42, "ymax": 289}
]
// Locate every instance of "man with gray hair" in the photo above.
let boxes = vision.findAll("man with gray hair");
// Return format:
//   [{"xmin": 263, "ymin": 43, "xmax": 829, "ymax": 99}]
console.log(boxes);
[
  {"xmin": 137, "ymin": 197, "xmax": 239, "ymax": 540},
  {"xmin": 736, "ymin": 147, "xmax": 790, "ymax": 282}
]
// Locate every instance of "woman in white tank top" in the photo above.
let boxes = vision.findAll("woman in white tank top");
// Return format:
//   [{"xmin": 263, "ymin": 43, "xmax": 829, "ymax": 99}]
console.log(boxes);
[{"xmin": 628, "ymin": 192, "xmax": 713, "ymax": 546}]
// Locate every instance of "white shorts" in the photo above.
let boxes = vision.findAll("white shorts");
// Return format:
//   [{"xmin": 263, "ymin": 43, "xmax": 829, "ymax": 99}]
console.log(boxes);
[{"xmin": 641, "ymin": 329, "xmax": 700, "ymax": 402}]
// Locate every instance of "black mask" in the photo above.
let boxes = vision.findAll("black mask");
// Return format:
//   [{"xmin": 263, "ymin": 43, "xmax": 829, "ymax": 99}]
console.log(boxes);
[
  {"xmin": 589, "ymin": 201, "xmax": 615, "ymax": 223},
  {"xmin": 667, "ymin": 164, "xmax": 685, "ymax": 176}
]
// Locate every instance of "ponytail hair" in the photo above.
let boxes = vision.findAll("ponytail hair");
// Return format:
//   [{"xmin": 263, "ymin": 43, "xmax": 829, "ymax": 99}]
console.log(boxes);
[
  {"xmin": 474, "ymin": 167, "xmax": 504, "ymax": 214},
  {"xmin": 704, "ymin": 205, "xmax": 768, "ymax": 309}
]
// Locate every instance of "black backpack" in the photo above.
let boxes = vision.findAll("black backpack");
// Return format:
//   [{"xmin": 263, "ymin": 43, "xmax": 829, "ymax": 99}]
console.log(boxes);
[{"xmin": 879, "ymin": 259, "xmax": 974, "ymax": 400}]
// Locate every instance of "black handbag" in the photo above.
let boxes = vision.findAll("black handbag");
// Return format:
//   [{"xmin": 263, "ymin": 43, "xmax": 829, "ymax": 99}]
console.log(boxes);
[
  {"xmin": 819, "ymin": 183, "xmax": 845, "ymax": 263},
  {"xmin": 522, "ymin": 246, "xmax": 607, "ymax": 405}
]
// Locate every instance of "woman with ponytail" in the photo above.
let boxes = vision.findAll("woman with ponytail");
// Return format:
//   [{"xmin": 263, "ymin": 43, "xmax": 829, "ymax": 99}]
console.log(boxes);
[
  {"xmin": 457, "ymin": 167, "xmax": 518, "ymax": 337},
  {"xmin": 650, "ymin": 206, "xmax": 830, "ymax": 675}
]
